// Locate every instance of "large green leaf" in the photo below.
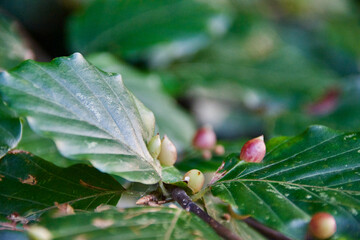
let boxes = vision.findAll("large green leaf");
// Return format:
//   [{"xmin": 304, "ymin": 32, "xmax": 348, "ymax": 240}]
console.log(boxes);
[
  {"xmin": 28, "ymin": 207, "xmax": 221, "ymax": 240},
  {"xmin": 0, "ymin": 53, "xmax": 161, "ymax": 184},
  {"xmin": 0, "ymin": 100, "xmax": 22, "ymax": 158},
  {"xmin": 0, "ymin": 14, "xmax": 33, "ymax": 70},
  {"xmin": 0, "ymin": 151, "xmax": 124, "ymax": 220},
  {"xmin": 211, "ymin": 126, "xmax": 360, "ymax": 240},
  {"xmin": 87, "ymin": 53, "xmax": 196, "ymax": 151},
  {"xmin": 67, "ymin": 0, "xmax": 228, "ymax": 65}
]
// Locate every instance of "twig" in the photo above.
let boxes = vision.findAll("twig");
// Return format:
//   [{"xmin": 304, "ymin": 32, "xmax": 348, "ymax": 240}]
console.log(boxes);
[
  {"xmin": 243, "ymin": 218, "xmax": 292, "ymax": 240},
  {"xmin": 171, "ymin": 188, "xmax": 242, "ymax": 240}
]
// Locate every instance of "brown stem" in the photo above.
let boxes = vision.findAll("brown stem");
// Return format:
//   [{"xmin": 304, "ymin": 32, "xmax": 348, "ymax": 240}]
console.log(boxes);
[
  {"xmin": 171, "ymin": 188, "xmax": 242, "ymax": 240},
  {"xmin": 243, "ymin": 218, "xmax": 292, "ymax": 240}
]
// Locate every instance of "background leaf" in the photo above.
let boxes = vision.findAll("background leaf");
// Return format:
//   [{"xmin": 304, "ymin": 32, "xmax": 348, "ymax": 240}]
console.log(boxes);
[
  {"xmin": 87, "ymin": 53, "xmax": 196, "ymax": 151},
  {"xmin": 211, "ymin": 126, "xmax": 360, "ymax": 240},
  {"xmin": 0, "ymin": 13, "xmax": 33, "ymax": 70},
  {"xmin": 0, "ymin": 100, "xmax": 21, "ymax": 158},
  {"xmin": 0, "ymin": 53, "xmax": 161, "ymax": 184},
  {"xmin": 67, "ymin": 0, "xmax": 228, "ymax": 66},
  {"xmin": 0, "ymin": 151, "xmax": 124, "ymax": 220},
  {"xmin": 29, "ymin": 207, "xmax": 221, "ymax": 240},
  {"xmin": 271, "ymin": 78, "xmax": 360, "ymax": 136},
  {"xmin": 165, "ymin": 28, "xmax": 337, "ymax": 106}
]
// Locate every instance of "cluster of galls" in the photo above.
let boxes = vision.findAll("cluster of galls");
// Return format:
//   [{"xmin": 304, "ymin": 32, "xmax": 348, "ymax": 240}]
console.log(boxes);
[
  {"xmin": 183, "ymin": 127, "xmax": 268, "ymax": 194},
  {"xmin": 148, "ymin": 134, "xmax": 177, "ymax": 166},
  {"xmin": 147, "ymin": 134, "xmax": 205, "ymax": 193}
]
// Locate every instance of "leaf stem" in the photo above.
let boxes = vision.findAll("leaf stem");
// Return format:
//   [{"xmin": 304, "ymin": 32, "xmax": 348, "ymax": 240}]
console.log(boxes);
[
  {"xmin": 159, "ymin": 181, "xmax": 170, "ymax": 197},
  {"xmin": 171, "ymin": 188, "xmax": 242, "ymax": 240},
  {"xmin": 191, "ymin": 186, "xmax": 210, "ymax": 201}
]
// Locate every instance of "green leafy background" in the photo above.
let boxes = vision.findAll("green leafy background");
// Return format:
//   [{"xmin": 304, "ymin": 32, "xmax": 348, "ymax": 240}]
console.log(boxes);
[{"xmin": 0, "ymin": 0, "xmax": 360, "ymax": 239}]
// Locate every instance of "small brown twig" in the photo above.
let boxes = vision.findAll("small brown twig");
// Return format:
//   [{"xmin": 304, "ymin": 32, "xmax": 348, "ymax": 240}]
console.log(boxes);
[
  {"xmin": 171, "ymin": 188, "xmax": 242, "ymax": 240},
  {"xmin": 243, "ymin": 217, "xmax": 292, "ymax": 240}
]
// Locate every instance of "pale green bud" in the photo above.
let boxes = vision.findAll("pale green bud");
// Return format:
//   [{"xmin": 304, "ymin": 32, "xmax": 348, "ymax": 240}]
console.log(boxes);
[
  {"xmin": 147, "ymin": 134, "xmax": 161, "ymax": 159},
  {"xmin": 158, "ymin": 135, "xmax": 177, "ymax": 166}
]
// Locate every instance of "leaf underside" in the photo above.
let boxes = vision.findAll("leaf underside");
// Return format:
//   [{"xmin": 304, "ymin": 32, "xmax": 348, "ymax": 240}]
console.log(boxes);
[
  {"xmin": 211, "ymin": 125, "xmax": 360, "ymax": 240},
  {"xmin": 0, "ymin": 53, "xmax": 161, "ymax": 184},
  {"xmin": 0, "ymin": 152, "xmax": 124, "ymax": 220}
]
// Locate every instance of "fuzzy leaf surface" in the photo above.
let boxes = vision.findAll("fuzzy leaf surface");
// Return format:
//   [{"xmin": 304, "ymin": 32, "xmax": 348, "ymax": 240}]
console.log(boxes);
[
  {"xmin": 0, "ymin": 53, "xmax": 161, "ymax": 184},
  {"xmin": 211, "ymin": 126, "xmax": 360, "ymax": 240}
]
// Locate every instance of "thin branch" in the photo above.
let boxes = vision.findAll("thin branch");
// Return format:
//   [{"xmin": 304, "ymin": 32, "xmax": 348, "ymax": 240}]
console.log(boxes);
[
  {"xmin": 171, "ymin": 188, "xmax": 242, "ymax": 240},
  {"xmin": 243, "ymin": 218, "xmax": 292, "ymax": 240}
]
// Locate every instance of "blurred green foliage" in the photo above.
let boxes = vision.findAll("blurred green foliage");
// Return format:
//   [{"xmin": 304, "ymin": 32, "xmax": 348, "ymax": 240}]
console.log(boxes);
[{"xmin": 0, "ymin": 0, "xmax": 359, "ymax": 141}]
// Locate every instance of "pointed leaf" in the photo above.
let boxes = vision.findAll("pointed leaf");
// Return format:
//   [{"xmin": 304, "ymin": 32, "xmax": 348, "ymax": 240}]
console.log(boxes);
[
  {"xmin": 0, "ymin": 151, "xmax": 124, "ymax": 220},
  {"xmin": 0, "ymin": 53, "xmax": 161, "ymax": 184},
  {"xmin": 211, "ymin": 126, "xmax": 360, "ymax": 240}
]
